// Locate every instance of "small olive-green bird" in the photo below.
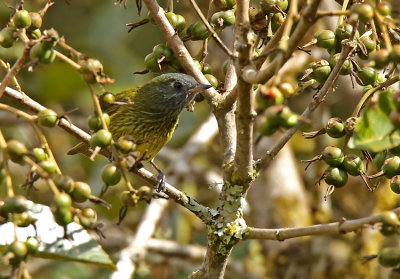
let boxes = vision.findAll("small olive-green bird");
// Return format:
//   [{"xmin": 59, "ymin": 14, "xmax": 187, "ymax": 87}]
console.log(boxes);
[{"xmin": 68, "ymin": 73, "xmax": 211, "ymax": 190}]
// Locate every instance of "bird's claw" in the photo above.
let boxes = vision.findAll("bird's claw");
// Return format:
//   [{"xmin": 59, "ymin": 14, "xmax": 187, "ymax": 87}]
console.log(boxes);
[{"xmin": 155, "ymin": 171, "xmax": 166, "ymax": 192}]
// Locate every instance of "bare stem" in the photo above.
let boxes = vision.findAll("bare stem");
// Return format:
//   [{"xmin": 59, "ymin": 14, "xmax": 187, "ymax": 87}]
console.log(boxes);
[
  {"xmin": 246, "ymin": 208, "xmax": 400, "ymax": 240},
  {"xmin": 0, "ymin": 44, "xmax": 31, "ymax": 100},
  {"xmin": 188, "ymin": 0, "xmax": 234, "ymax": 58}
]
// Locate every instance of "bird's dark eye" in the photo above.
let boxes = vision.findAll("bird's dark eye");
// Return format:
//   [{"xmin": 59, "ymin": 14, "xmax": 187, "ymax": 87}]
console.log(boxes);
[{"xmin": 174, "ymin": 81, "xmax": 183, "ymax": 89}]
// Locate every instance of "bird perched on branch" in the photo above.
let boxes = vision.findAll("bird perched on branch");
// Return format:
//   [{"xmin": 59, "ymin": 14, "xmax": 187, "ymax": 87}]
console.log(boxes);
[{"xmin": 68, "ymin": 73, "xmax": 212, "ymax": 191}]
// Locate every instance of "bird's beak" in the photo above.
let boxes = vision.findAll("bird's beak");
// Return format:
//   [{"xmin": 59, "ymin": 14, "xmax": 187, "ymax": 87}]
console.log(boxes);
[{"xmin": 189, "ymin": 84, "xmax": 213, "ymax": 94}]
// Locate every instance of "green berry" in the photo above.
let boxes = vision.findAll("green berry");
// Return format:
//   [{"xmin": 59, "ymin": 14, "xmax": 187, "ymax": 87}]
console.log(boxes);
[
  {"xmin": 371, "ymin": 49, "xmax": 390, "ymax": 69},
  {"xmin": 13, "ymin": 212, "xmax": 35, "ymax": 227},
  {"xmin": 335, "ymin": 23, "xmax": 357, "ymax": 41},
  {"xmin": 42, "ymin": 29, "xmax": 59, "ymax": 49},
  {"xmin": 315, "ymin": 30, "xmax": 337, "ymax": 50},
  {"xmin": 187, "ymin": 21, "xmax": 210, "ymax": 40},
  {"xmin": 117, "ymin": 136, "xmax": 136, "ymax": 154},
  {"xmin": 32, "ymin": 147, "xmax": 48, "ymax": 161},
  {"xmin": 7, "ymin": 140, "xmax": 28, "ymax": 164},
  {"xmin": 13, "ymin": 10, "xmax": 31, "ymax": 29},
  {"xmin": 377, "ymin": 2, "xmax": 391, "ymax": 16},
  {"xmin": 381, "ymin": 211, "xmax": 400, "ymax": 227},
  {"xmin": 39, "ymin": 159, "xmax": 57, "ymax": 174},
  {"xmin": 30, "ymin": 43, "xmax": 56, "ymax": 64},
  {"xmin": 89, "ymin": 129, "xmax": 112, "ymax": 148},
  {"xmin": 257, "ymin": 114, "xmax": 279, "ymax": 136},
  {"xmin": 152, "ymin": 44, "xmax": 173, "ymax": 62},
  {"xmin": 330, "ymin": 53, "xmax": 353, "ymax": 75},
  {"xmin": 26, "ymin": 236, "xmax": 39, "ymax": 254},
  {"xmin": 360, "ymin": 36, "xmax": 376, "ymax": 53},
  {"xmin": 202, "ymin": 63, "xmax": 212, "ymax": 75},
  {"xmin": 37, "ymin": 109, "xmax": 58, "ymax": 128},
  {"xmin": 166, "ymin": 12, "xmax": 186, "ymax": 33},
  {"xmin": 144, "ymin": 53, "xmax": 161, "ymax": 72},
  {"xmin": 88, "ymin": 113, "xmax": 110, "ymax": 131},
  {"xmin": 3, "ymin": 195, "xmax": 27, "ymax": 214},
  {"xmin": 343, "ymin": 154, "xmax": 364, "ymax": 176},
  {"xmin": 71, "ymin": 181, "xmax": 91, "ymax": 203},
  {"xmin": 54, "ymin": 207, "xmax": 73, "ymax": 226},
  {"xmin": 271, "ymin": 13, "xmax": 285, "ymax": 33},
  {"xmin": 204, "ymin": 74, "xmax": 219, "ymax": 88},
  {"xmin": 79, "ymin": 207, "xmax": 97, "ymax": 229},
  {"xmin": 54, "ymin": 193, "xmax": 72, "ymax": 209},
  {"xmin": 121, "ymin": 190, "xmax": 138, "ymax": 207},
  {"xmin": 101, "ymin": 164, "xmax": 121, "ymax": 186},
  {"xmin": 0, "ymin": 27, "xmax": 17, "ymax": 48},
  {"xmin": 29, "ymin": 12, "xmax": 42, "ymax": 30},
  {"xmin": 211, "ymin": 10, "xmax": 235, "ymax": 28},
  {"xmin": 260, "ymin": 0, "xmax": 288, "ymax": 13},
  {"xmin": 382, "ymin": 156, "xmax": 400, "ymax": 178},
  {"xmin": 326, "ymin": 117, "xmax": 346, "ymax": 138},
  {"xmin": 378, "ymin": 248, "xmax": 400, "ymax": 267},
  {"xmin": 53, "ymin": 175, "xmax": 75, "ymax": 193},
  {"xmin": 357, "ymin": 67, "xmax": 378, "ymax": 86},
  {"xmin": 321, "ymin": 146, "xmax": 344, "ymax": 167},
  {"xmin": 8, "ymin": 240, "xmax": 28, "ymax": 260},
  {"xmin": 390, "ymin": 176, "xmax": 400, "ymax": 194},
  {"xmin": 324, "ymin": 166, "xmax": 348, "ymax": 187},
  {"xmin": 351, "ymin": 3, "xmax": 374, "ymax": 22}
]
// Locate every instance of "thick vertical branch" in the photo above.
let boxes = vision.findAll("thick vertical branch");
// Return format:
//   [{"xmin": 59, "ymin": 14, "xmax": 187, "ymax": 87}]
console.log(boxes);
[
  {"xmin": 191, "ymin": 2, "xmax": 253, "ymax": 279},
  {"xmin": 233, "ymin": 0, "xmax": 254, "ymax": 191}
]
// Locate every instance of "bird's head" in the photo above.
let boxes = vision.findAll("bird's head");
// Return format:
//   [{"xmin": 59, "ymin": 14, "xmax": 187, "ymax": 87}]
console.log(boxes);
[{"xmin": 138, "ymin": 73, "xmax": 212, "ymax": 112}]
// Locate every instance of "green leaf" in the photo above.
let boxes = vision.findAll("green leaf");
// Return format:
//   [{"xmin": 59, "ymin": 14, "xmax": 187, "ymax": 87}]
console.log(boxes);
[
  {"xmin": 0, "ymin": 202, "xmax": 115, "ymax": 270},
  {"xmin": 350, "ymin": 101, "xmax": 400, "ymax": 152}
]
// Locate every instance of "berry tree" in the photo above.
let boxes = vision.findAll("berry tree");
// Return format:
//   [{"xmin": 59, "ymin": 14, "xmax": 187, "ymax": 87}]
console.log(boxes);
[{"xmin": 1, "ymin": 0, "xmax": 400, "ymax": 278}]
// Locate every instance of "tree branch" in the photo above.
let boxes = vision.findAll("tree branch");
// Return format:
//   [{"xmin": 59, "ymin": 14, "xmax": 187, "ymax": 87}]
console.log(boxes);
[
  {"xmin": 255, "ymin": 21, "xmax": 358, "ymax": 171},
  {"xmin": 246, "ymin": 208, "xmax": 400, "ymax": 240},
  {"xmin": 2, "ymin": 84, "xmax": 215, "ymax": 222},
  {"xmin": 242, "ymin": 0, "xmax": 322, "ymax": 84},
  {"xmin": 142, "ymin": 0, "xmax": 221, "ymax": 107},
  {"xmin": 188, "ymin": 0, "xmax": 234, "ymax": 58},
  {"xmin": 233, "ymin": 0, "xmax": 254, "ymax": 189}
]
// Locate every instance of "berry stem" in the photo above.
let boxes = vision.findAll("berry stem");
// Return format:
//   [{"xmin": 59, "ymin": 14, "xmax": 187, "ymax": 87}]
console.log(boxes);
[{"xmin": 0, "ymin": 130, "xmax": 14, "ymax": 197}]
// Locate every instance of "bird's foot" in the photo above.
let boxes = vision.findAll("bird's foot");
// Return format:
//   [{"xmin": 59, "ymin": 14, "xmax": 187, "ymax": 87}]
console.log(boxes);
[
  {"xmin": 155, "ymin": 171, "xmax": 166, "ymax": 192},
  {"xmin": 150, "ymin": 159, "xmax": 166, "ymax": 192}
]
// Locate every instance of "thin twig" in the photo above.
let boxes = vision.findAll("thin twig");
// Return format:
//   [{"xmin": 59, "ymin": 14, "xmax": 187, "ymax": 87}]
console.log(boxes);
[
  {"xmin": 255, "ymin": 20, "xmax": 358, "ymax": 171},
  {"xmin": 246, "ymin": 208, "xmax": 400, "ymax": 240},
  {"xmin": 242, "ymin": 0, "xmax": 322, "ymax": 84},
  {"xmin": 187, "ymin": 0, "xmax": 234, "ymax": 58},
  {"xmin": 0, "ymin": 45, "xmax": 31, "ymax": 100}
]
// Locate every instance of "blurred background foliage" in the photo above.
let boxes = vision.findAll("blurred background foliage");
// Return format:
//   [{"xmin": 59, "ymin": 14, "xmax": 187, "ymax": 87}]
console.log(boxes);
[{"xmin": 1, "ymin": 0, "xmax": 400, "ymax": 278}]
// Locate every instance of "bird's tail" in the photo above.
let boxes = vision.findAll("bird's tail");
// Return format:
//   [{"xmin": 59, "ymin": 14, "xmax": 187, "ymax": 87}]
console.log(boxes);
[{"xmin": 67, "ymin": 142, "xmax": 92, "ymax": 156}]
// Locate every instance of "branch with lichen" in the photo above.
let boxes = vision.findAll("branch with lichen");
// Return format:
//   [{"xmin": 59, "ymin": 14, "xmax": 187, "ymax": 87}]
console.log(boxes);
[{"xmin": 246, "ymin": 208, "xmax": 400, "ymax": 241}]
